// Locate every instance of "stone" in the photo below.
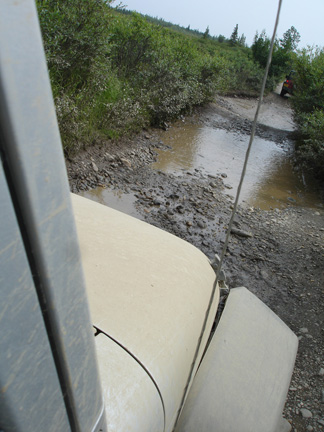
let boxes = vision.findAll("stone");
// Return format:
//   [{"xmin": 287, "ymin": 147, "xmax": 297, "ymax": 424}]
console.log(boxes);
[
  {"xmin": 261, "ymin": 270, "xmax": 269, "ymax": 280},
  {"xmin": 230, "ymin": 227, "xmax": 253, "ymax": 238},
  {"xmin": 105, "ymin": 154, "xmax": 115, "ymax": 162},
  {"xmin": 91, "ymin": 161, "xmax": 99, "ymax": 172},
  {"xmin": 120, "ymin": 157, "xmax": 132, "ymax": 168},
  {"xmin": 318, "ymin": 368, "xmax": 324, "ymax": 376},
  {"xmin": 197, "ymin": 220, "xmax": 206, "ymax": 229},
  {"xmin": 300, "ymin": 408, "xmax": 312, "ymax": 419}
]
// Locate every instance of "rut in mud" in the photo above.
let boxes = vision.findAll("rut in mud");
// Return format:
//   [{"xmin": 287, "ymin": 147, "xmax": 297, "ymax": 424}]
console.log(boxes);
[{"xmin": 67, "ymin": 90, "xmax": 324, "ymax": 432}]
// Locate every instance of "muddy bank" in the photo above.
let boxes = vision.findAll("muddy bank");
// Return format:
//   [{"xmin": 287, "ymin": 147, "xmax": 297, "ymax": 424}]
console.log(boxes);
[{"xmin": 66, "ymin": 93, "xmax": 324, "ymax": 431}]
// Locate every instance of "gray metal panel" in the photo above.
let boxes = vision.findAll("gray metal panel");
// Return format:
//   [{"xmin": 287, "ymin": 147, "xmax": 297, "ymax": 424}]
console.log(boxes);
[
  {"xmin": 0, "ymin": 1, "xmax": 106, "ymax": 430},
  {"xmin": 0, "ymin": 163, "xmax": 70, "ymax": 432}
]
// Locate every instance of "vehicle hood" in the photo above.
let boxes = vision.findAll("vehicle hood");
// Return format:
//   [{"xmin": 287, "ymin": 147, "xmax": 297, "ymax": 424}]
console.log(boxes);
[{"xmin": 72, "ymin": 194, "xmax": 219, "ymax": 431}]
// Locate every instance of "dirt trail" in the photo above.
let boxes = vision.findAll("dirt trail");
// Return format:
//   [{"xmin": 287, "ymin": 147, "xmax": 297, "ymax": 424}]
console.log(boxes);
[
  {"xmin": 67, "ymin": 90, "xmax": 324, "ymax": 431},
  {"xmin": 222, "ymin": 86, "xmax": 295, "ymax": 132}
]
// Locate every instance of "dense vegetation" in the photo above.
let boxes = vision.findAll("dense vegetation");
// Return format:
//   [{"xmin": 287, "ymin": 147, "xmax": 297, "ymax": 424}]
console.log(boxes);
[
  {"xmin": 291, "ymin": 48, "xmax": 324, "ymax": 179},
  {"xmin": 251, "ymin": 26, "xmax": 300, "ymax": 88},
  {"xmin": 36, "ymin": 0, "xmax": 299, "ymax": 159},
  {"xmin": 248, "ymin": 26, "xmax": 324, "ymax": 180}
]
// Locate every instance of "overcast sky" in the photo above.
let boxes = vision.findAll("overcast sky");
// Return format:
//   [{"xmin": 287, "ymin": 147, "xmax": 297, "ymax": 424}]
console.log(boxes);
[{"xmin": 121, "ymin": 0, "xmax": 323, "ymax": 49}]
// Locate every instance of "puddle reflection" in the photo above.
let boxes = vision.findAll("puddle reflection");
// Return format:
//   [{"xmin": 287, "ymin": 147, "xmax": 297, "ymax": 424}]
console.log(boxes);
[
  {"xmin": 152, "ymin": 123, "xmax": 321, "ymax": 210},
  {"xmin": 79, "ymin": 187, "xmax": 143, "ymax": 219}
]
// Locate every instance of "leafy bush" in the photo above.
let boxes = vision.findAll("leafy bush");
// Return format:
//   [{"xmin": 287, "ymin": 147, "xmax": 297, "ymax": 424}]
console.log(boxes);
[
  {"xmin": 292, "ymin": 48, "xmax": 324, "ymax": 115},
  {"xmin": 138, "ymin": 34, "xmax": 231, "ymax": 124},
  {"xmin": 222, "ymin": 49, "xmax": 263, "ymax": 94},
  {"xmin": 291, "ymin": 48, "xmax": 324, "ymax": 178},
  {"xmin": 107, "ymin": 14, "xmax": 233, "ymax": 126},
  {"xmin": 37, "ymin": 3, "xmax": 266, "ymax": 153},
  {"xmin": 108, "ymin": 13, "xmax": 157, "ymax": 78},
  {"xmin": 295, "ymin": 110, "xmax": 324, "ymax": 177},
  {"xmin": 251, "ymin": 27, "xmax": 300, "ymax": 88},
  {"xmin": 37, "ymin": 0, "xmax": 115, "ymax": 151},
  {"xmin": 37, "ymin": 0, "xmax": 112, "ymax": 89}
]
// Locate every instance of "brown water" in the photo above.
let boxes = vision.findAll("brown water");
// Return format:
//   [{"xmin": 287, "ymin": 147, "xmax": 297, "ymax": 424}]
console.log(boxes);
[
  {"xmin": 79, "ymin": 187, "xmax": 143, "ymax": 219},
  {"xmin": 152, "ymin": 123, "xmax": 322, "ymax": 210}
]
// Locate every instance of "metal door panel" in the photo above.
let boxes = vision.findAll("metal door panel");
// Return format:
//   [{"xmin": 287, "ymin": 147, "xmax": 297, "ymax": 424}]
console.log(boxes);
[
  {"xmin": 0, "ymin": 163, "xmax": 70, "ymax": 432},
  {"xmin": 0, "ymin": 1, "xmax": 106, "ymax": 430}
]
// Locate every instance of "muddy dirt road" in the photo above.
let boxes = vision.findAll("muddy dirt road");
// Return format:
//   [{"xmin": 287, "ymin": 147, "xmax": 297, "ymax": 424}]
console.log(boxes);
[{"xmin": 67, "ymin": 91, "xmax": 324, "ymax": 431}]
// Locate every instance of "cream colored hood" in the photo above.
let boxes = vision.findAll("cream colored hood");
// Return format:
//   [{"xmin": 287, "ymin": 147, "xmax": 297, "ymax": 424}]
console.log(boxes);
[{"xmin": 72, "ymin": 194, "xmax": 219, "ymax": 431}]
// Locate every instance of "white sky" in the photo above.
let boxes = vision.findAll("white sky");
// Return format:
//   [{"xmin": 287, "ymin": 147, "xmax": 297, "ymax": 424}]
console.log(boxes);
[{"xmin": 121, "ymin": 0, "xmax": 323, "ymax": 49}]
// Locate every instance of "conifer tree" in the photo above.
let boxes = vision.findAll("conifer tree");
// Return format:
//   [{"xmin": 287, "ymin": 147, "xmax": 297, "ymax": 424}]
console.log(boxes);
[
  {"xmin": 203, "ymin": 26, "xmax": 210, "ymax": 39},
  {"xmin": 230, "ymin": 24, "xmax": 238, "ymax": 45},
  {"xmin": 280, "ymin": 26, "xmax": 300, "ymax": 52}
]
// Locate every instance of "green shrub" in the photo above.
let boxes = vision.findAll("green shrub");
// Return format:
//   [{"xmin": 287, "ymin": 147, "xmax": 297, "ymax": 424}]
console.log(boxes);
[
  {"xmin": 297, "ymin": 110, "xmax": 324, "ymax": 179},
  {"xmin": 222, "ymin": 49, "xmax": 263, "ymax": 94},
  {"xmin": 108, "ymin": 13, "xmax": 157, "ymax": 78},
  {"xmin": 291, "ymin": 48, "xmax": 324, "ymax": 179},
  {"xmin": 37, "ymin": 0, "xmax": 115, "ymax": 153},
  {"xmin": 251, "ymin": 27, "xmax": 300, "ymax": 89},
  {"xmin": 139, "ymin": 36, "xmax": 230, "ymax": 124},
  {"xmin": 295, "ymin": 110, "xmax": 324, "ymax": 178},
  {"xmin": 292, "ymin": 48, "xmax": 324, "ymax": 115},
  {"xmin": 37, "ymin": 3, "xmax": 266, "ymax": 153},
  {"xmin": 37, "ymin": 0, "xmax": 112, "ymax": 89}
]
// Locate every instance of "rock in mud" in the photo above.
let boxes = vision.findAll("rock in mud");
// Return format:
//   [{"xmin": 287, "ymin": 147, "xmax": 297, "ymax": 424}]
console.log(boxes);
[
  {"xmin": 300, "ymin": 408, "xmax": 313, "ymax": 419},
  {"xmin": 230, "ymin": 227, "xmax": 253, "ymax": 238},
  {"xmin": 197, "ymin": 220, "xmax": 206, "ymax": 229},
  {"xmin": 91, "ymin": 161, "xmax": 99, "ymax": 172}
]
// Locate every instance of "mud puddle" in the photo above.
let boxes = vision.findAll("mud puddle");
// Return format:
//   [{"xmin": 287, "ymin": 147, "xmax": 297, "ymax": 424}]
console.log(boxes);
[
  {"xmin": 79, "ymin": 187, "xmax": 142, "ymax": 220},
  {"xmin": 152, "ymin": 122, "xmax": 321, "ymax": 210}
]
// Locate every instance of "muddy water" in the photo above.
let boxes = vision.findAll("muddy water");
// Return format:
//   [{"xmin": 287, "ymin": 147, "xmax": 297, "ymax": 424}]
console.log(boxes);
[
  {"xmin": 80, "ymin": 187, "xmax": 143, "ymax": 219},
  {"xmin": 152, "ymin": 122, "xmax": 321, "ymax": 210}
]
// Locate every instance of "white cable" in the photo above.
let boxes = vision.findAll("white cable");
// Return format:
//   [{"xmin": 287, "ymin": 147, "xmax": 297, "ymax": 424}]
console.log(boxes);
[{"xmin": 173, "ymin": 1, "xmax": 283, "ymax": 429}]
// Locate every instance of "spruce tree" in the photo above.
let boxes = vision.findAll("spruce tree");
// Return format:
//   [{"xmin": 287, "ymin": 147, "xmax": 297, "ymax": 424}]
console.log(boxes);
[{"xmin": 230, "ymin": 24, "xmax": 238, "ymax": 45}]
